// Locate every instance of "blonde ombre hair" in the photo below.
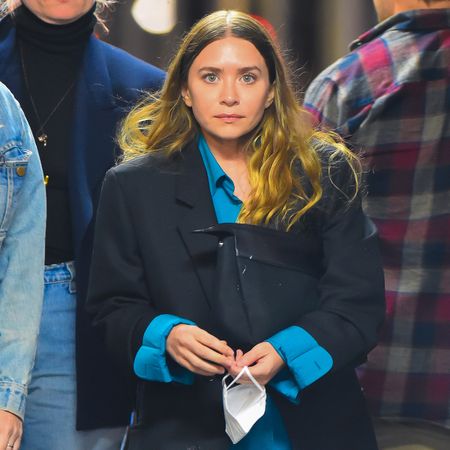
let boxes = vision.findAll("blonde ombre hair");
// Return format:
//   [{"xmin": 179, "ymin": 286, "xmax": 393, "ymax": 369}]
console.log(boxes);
[{"xmin": 119, "ymin": 10, "xmax": 360, "ymax": 230}]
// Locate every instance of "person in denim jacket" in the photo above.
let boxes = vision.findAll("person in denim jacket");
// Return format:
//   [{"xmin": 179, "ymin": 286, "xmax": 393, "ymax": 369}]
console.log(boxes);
[{"xmin": 0, "ymin": 82, "xmax": 45, "ymax": 450}]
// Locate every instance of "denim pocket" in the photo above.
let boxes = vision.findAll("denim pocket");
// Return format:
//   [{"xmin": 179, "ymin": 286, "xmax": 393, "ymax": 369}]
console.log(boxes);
[{"xmin": 0, "ymin": 143, "xmax": 32, "ymax": 248}]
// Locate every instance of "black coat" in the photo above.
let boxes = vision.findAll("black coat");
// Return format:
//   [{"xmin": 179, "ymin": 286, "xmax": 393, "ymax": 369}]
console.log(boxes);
[{"xmin": 87, "ymin": 141, "xmax": 385, "ymax": 449}]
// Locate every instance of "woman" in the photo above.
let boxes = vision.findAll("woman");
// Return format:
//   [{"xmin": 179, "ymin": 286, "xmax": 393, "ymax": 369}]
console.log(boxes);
[
  {"xmin": 0, "ymin": 1, "xmax": 164, "ymax": 449},
  {"xmin": 88, "ymin": 10, "xmax": 385, "ymax": 450}
]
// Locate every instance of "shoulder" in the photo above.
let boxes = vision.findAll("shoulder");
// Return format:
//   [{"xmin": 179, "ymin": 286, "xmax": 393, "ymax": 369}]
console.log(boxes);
[
  {"xmin": 0, "ymin": 14, "xmax": 13, "ymax": 35},
  {"xmin": 313, "ymin": 140, "xmax": 361, "ymax": 210},
  {"xmin": 306, "ymin": 50, "xmax": 362, "ymax": 100},
  {"xmin": 106, "ymin": 151, "xmax": 180, "ymax": 185},
  {"xmin": 0, "ymin": 81, "xmax": 18, "ymax": 113},
  {"xmin": 94, "ymin": 39, "xmax": 165, "ymax": 91},
  {"xmin": 305, "ymin": 35, "xmax": 397, "ymax": 133},
  {"xmin": 306, "ymin": 34, "xmax": 395, "ymax": 105}
]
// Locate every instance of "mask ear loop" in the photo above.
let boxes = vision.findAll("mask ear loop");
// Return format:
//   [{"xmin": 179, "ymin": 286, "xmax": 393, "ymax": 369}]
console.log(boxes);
[{"xmin": 222, "ymin": 366, "xmax": 265, "ymax": 393}]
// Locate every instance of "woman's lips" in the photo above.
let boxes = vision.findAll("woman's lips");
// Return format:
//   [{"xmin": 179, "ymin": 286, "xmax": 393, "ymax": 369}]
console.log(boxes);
[{"xmin": 214, "ymin": 114, "xmax": 244, "ymax": 122}]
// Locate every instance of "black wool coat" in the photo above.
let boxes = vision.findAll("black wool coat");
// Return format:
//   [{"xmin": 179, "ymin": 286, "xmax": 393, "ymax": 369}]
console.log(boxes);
[{"xmin": 87, "ymin": 141, "xmax": 385, "ymax": 449}]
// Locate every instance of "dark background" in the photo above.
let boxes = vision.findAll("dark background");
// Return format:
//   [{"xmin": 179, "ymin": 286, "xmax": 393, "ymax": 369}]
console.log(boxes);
[{"xmin": 101, "ymin": 0, "xmax": 377, "ymax": 90}]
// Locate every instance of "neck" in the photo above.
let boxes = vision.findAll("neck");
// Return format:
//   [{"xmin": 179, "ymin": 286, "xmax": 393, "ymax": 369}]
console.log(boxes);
[
  {"xmin": 202, "ymin": 135, "xmax": 251, "ymax": 201},
  {"xmin": 20, "ymin": 0, "xmax": 96, "ymax": 25},
  {"xmin": 14, "ymin": 3, "xmax": 96, "ymax": 53},
  {"xmin": 203, "ymin": 136, "xmax": 248, "ymax": 162},
  {"xmin": 393, "ymin": 0, "xmax": 450, "ymax": 14},
  {"xmin": 376, "ymin": 0, "xmax": 450, "ymax": 21}
]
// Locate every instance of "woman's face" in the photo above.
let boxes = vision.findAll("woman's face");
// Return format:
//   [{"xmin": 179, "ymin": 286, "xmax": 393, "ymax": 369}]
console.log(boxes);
[
  {"xmin": 21, "ymin": 0, "xmax": 95, "ymax": 24},
  {"xmin": 182, "ymin": 36, "xmax": 274, "ymax": 150}
]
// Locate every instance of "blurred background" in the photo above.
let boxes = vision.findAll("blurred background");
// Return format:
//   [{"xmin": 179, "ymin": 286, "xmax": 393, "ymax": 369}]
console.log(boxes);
[{"xmin": 102, "ymin": 0, "xmax": 378, "ymax": 90}]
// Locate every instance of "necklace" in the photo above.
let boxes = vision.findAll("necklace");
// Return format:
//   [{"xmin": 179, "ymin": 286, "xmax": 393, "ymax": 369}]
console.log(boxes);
[{"xmin": 19, "ymin": 42, "xmax": 76, "ymax": 148}]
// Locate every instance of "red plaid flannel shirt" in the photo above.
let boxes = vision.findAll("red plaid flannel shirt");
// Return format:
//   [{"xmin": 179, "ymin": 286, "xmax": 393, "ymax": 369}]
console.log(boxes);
[{"xmin": 304, "ymin": 9, "xmax": 450, "ymax": 427}]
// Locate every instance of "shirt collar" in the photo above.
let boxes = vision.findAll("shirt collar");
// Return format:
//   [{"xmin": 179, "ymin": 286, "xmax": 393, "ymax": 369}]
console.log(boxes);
[
  {"xmin": 197, "ymin": 134, "xmax": 228, "ymax": 196},
  {"xmin": 350, "ymin": 8, "xmax": 450, "ymax": 51}
]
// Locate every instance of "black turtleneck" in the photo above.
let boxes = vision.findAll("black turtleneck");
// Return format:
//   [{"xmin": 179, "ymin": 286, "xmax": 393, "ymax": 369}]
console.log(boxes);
[{"xmin": 14, "ymin": 4, "xmax": 96, "ymax": 265}]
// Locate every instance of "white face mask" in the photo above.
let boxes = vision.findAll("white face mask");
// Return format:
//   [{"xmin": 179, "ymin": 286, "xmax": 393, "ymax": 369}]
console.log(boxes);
[{"xmin": 222, "ymin": 366, "xmax": 267, "ymax": 444}]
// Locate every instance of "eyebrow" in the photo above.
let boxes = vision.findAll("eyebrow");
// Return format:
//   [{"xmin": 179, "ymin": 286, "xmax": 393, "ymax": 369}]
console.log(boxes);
[{"xmin": 197, "ymin": 66, "xmax": 263, "ymax": 74}]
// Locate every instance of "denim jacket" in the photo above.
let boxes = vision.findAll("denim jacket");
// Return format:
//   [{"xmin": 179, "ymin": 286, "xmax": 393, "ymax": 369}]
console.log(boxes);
[{"xmin": 0, "ymin": 82, "xmax": 45, "ymax": 419}]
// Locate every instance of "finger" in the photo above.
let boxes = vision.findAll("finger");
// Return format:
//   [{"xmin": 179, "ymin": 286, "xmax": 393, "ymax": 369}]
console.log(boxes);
[
  {"xmin": 177, "ymin": 331, "xmax": 234, "ymax": 369},
  {"xmin": 227, "ymin": 360, "xmax": 243, "ymax": 378},
  {"xmin": 227, "ymin": 357, "xmax": 262, "ymax": 383},
  {"xmin": 13, "ymin": 437, "xmax": 22, "ymax": 450},
  {"xmin": 236, "ymin": 344, "xmax": 265, "ymax": 367},
  {"xmin": 0, "ymin": 417, "xmax": 21, "ymax": 449},
  {"xmin": 196, "ymin": 330, "xmax": 234, "ymax": 357},
  {"xmin": 234, "ymin": 361, "xmax": 271, "ymax": 385},
  {"xmin": 193, "ymin": 344, "xmax": 234, "ymax": 369},
  {"xmin": 182, "ymin": 351, "xmax": 227, "ymax": 376},
  {"xmin": 6, "ymin": 439, "xmax": 19, "ymax": 450},
  {"xmin": 176, "ymin": 354, "xmax": 222, "ymax": 377}
]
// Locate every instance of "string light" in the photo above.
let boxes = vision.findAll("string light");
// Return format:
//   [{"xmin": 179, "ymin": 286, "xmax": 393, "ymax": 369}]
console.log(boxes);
[{"xmin": 131, "ymin": 0, "xmax": 177, "ymax": 35}]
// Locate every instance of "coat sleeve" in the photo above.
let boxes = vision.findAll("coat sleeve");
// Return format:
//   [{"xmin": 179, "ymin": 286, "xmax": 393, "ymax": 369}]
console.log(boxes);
[
  {"xmin": 294, "ymin": 160, "xmax": 385, "ymax": 372},
  {"xmin": 86, "ymin": 168, "xmax": 158, "ymax": 373}
]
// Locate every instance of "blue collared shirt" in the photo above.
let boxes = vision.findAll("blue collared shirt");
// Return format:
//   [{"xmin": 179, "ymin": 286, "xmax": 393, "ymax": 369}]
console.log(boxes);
[{"xmin": 198, "ymin": 134, "xmax": 242, "ymax": 223}]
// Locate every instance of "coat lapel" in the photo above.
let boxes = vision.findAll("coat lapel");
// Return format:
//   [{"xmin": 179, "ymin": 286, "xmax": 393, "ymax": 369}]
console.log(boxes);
[
  {"xmin": 176, "ymin": 141, "xmax": 218, "ymax": 306},
  {"xmin": 69, "ymin": 36, "xmax": 120, "ymax": 257},
  {"xmin": 0, "ymin": 18, "xmax": 25, "ymax": 99}
]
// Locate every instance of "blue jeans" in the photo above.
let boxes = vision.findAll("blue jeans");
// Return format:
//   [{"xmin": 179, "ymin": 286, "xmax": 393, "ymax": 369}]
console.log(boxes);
[{"xmin": 21, "ymin": 262, "xmax": 124, "ymax": 450}]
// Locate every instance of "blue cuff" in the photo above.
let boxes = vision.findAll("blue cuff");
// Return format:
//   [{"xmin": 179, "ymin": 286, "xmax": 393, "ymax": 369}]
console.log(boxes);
[
  {"xmin": 267, "ymin": 326, "xmax": 333, "ymax": 403},
  {"xmin": 133, "ymin": 314, "xmax": 196, "ymax": 384}
]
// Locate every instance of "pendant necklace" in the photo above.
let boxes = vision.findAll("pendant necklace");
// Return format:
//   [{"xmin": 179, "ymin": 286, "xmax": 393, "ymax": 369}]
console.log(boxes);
[{"xmin": 19, "ymin": 41, "xmax": 76, "ymax": 148}]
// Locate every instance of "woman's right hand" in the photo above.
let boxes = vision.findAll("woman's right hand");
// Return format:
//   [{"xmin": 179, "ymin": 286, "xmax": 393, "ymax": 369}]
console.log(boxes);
[{"xmin": 166, "ymin": 324, "xmax": 234, "ymax": 376}]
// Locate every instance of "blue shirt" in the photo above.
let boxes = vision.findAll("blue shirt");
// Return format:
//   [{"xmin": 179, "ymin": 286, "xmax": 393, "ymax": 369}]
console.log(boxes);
[{"xmin": 134, "ymin": 135, "xmax": 333, "ymax": 448}]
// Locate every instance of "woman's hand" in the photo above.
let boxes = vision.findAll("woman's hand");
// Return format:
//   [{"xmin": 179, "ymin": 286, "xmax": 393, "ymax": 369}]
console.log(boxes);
[
  {"xmin": 167, "ymin": 324, "xmax": 234, "ymax": 377},
  {"xmin": 0, "ymin": 410, "xmax": 22, "ymax": 450},
  {"xmin": 229, "ymin": 342, "xmax": 285, "ymax": 386}
]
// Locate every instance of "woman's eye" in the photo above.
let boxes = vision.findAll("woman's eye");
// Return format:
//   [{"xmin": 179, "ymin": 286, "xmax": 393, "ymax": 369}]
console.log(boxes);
[
  {"xmin": 204, "ymin": 73, "xmax": 218, "ymax": 83},
  {"xmin": 241, "ymin": 73, "xmax": 256, "ymax": 84}
]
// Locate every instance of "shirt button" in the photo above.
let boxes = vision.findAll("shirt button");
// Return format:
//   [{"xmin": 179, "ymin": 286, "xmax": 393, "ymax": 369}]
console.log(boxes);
[{"xmin": 16, "ymin": 166, "xmax": 26, "ymax": 177}]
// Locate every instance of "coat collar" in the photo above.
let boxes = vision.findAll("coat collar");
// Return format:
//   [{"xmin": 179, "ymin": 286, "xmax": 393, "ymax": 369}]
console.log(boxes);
[
  {"xmin": 69, "ymin": 36, "xmax": 120, "ymax": 255},
  {"xmin": 350, "ymin": 8, "xmax": 450, "ymax": 51},
  {"xmin": 174, "ymin": 140, "xmax": 206, "ymax": 206},
  {"xmin": 0, "ymin": 16, "xmax": 116, "ymax": 111},
  {"xmin": 78, "ymin": 35, "xmax": 117, "ymax": 110},
  {"xmin": 0, "ymin": 17, "xmax": 23, "ymax": 94}
]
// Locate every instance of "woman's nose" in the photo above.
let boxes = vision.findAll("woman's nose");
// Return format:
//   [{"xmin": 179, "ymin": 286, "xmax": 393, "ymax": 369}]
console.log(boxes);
[{"xmin": 220, "ymin": 81, "xmax": 239, "ymax": 106}]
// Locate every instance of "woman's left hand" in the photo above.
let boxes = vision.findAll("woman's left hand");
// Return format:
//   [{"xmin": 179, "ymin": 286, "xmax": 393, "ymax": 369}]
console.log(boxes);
[{"xmin": 228, "ymin": 342, "xmax": 285, "ymax": 386}]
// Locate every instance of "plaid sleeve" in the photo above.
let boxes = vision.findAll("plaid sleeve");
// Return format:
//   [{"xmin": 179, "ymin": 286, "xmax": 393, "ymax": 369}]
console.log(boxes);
[
  {"xmin": 304, "ymin": 76, "xmax": 343, "ymax": 131},
  {"xmin": 304, "ymin": 53, "xmax": 377, "ymax": 139}
]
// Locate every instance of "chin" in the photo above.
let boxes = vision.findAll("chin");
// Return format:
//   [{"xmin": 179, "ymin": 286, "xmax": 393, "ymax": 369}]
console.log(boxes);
[{"xmin": 43, "ymin": 3, "xmax": 91, "ymax": 24}]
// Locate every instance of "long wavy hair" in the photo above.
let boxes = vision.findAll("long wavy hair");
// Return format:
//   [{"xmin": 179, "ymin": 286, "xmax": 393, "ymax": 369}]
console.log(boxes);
[
  {"xmin": 119, "ymin": 10, "xmax": 360, "ymax": 229},
  {"xmin": 0, "ymin": 0, "xmax": 115, "ymax": 29}
]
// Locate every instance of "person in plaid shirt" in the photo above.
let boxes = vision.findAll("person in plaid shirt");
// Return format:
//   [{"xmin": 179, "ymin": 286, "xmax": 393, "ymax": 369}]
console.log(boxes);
[{"xmin": 304, "ymin": 0, "xmax": 450, "ymax": 448}]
